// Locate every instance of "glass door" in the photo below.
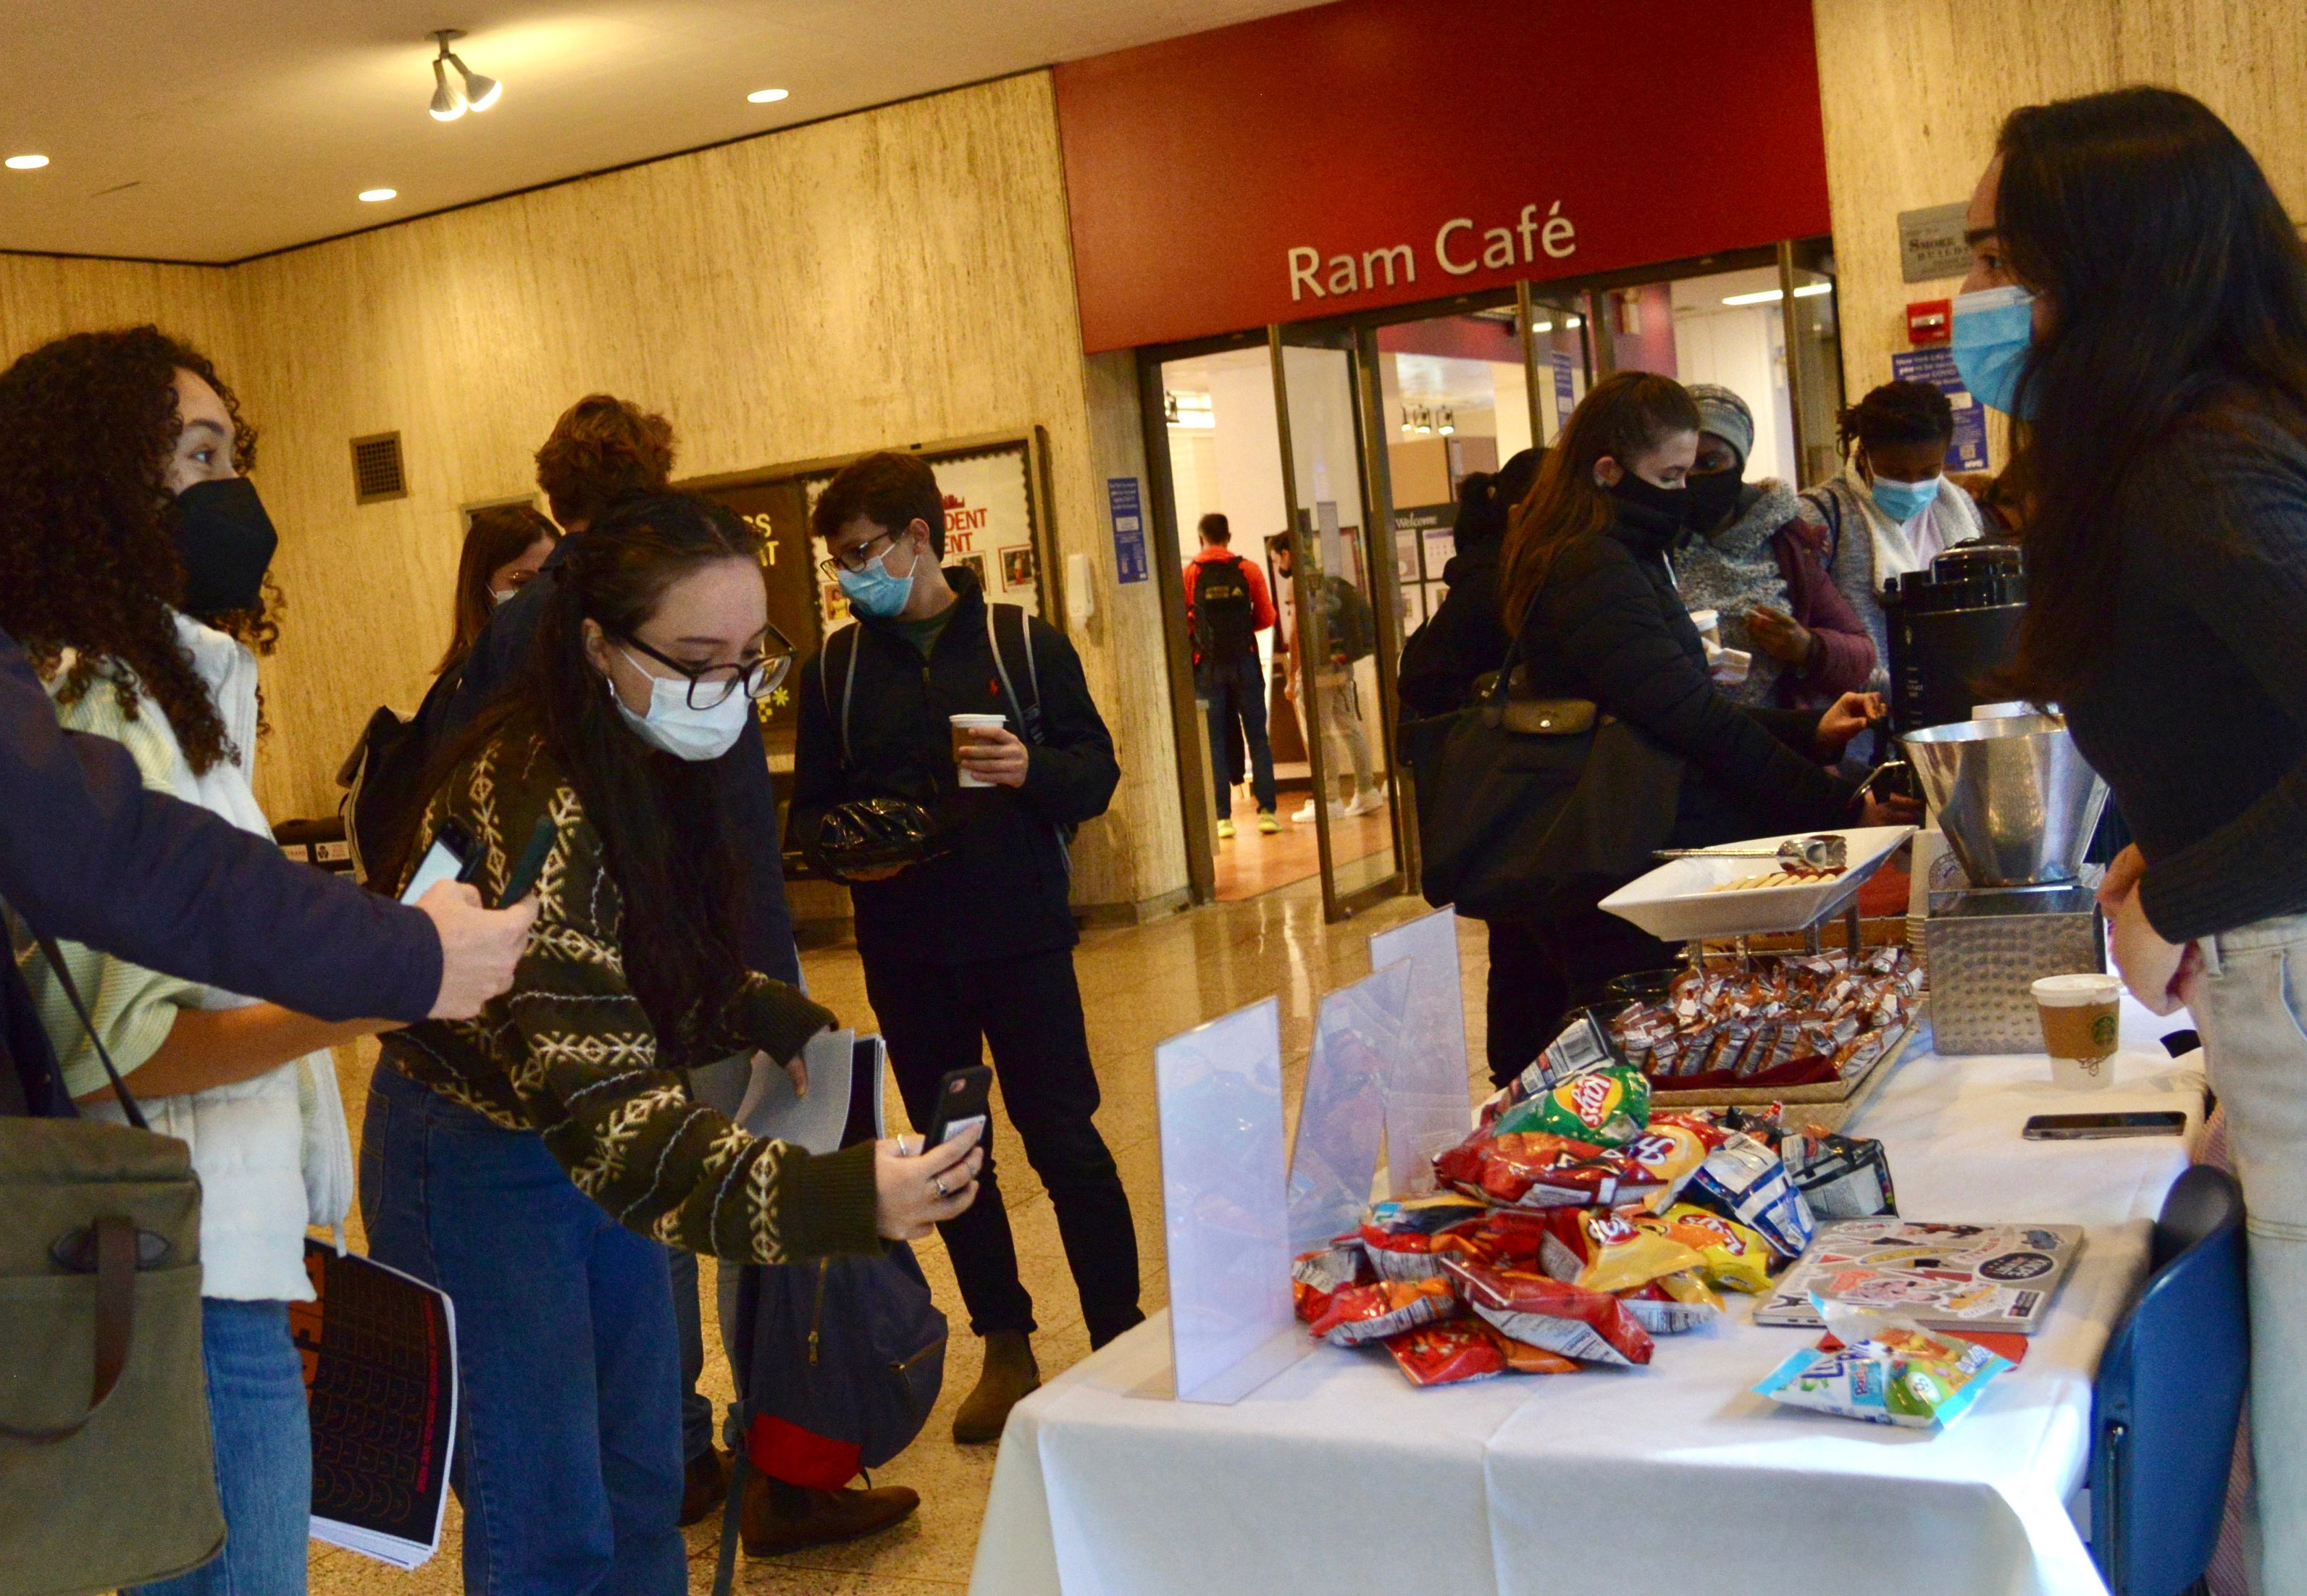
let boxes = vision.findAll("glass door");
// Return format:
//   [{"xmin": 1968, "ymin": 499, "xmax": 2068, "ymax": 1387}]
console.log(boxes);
[{"xmin": 1270, "ymin": 322, "xmax": 1402, "ymax": 920}]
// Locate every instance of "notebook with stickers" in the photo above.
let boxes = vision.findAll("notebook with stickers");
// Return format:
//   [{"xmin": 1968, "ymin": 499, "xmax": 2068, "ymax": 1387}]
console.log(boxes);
[{"xmin": 1754, "ymin": 1219, "xmax": 2085, "ymax": 1333}]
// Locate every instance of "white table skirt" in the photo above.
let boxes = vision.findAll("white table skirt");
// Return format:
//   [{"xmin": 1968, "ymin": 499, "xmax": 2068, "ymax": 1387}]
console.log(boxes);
[{"xmin": 972, "ymin": 1004, "xmax": 2205, "ymax": 1596}]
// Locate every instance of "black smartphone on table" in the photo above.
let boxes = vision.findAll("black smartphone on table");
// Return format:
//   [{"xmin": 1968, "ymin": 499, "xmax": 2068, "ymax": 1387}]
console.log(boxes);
[
  {"xmin": 923, "ymin": 1064, "xmax": 993, "ymax": 1150},
  {"xmin": 2023, "ymin": 1111, "xmax": 2188, "ymax": 1141}
]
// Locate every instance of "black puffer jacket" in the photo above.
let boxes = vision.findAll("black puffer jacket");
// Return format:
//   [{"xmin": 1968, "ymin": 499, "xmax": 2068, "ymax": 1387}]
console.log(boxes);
[
  {"xmin": 1515, "ymin": 499, "xmax": 1856, "ymax": 847},
  {"xmin": 787, "ymin": 568, "xmax": 1118, "ymax": 967}
]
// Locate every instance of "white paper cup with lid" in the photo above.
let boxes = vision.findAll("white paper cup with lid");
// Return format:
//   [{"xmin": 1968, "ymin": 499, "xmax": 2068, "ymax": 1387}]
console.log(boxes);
[
  {"xmin": 950, "ymin": 714, "xmax": 1008, "ymax": 788},
  {"xmin": 2032, "ymin": 973, "xmax": 2123, "ymax": 1090}
]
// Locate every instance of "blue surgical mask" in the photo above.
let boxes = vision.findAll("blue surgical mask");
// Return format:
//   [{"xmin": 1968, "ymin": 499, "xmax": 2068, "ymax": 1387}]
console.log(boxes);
[
  {"xmin": 1951, "ymin": 285, "xmax": 2038, "ymax": 418},
  {"xmin": 1867, "ymin": 472, "xmax": 1943, "ymax": 524},
  {"xmin": 610, "ymin": 647, "xmax": 754, "ymax": 762},
  {"xmin": 836, "ymin": 542, "xmax": 917, "ymax": 618}
]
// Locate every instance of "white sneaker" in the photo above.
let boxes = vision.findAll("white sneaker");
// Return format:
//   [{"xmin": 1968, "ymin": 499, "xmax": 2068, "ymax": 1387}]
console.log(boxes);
[
  {"xmin": 1291, "ymin": 800, "xmax": 1316, "ymax": 823},
  {"xmin": 1344, "ymin": 791, "xmax": 1386, "ymax": 817}
]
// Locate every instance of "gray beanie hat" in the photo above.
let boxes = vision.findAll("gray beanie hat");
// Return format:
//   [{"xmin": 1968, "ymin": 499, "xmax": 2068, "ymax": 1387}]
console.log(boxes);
[{"xmin": 1686, "ymin": 383, "xmax": 1754, "ymax": 467}]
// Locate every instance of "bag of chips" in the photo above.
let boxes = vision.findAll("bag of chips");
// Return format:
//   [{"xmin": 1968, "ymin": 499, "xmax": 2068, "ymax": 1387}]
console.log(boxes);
[
  {"xmin": 1291, "ymin": 1238, "xmax": 1373, "ymax": 1322},
  {"xmin": 1306, "ymin": 1277, "xmax": 1457, "ymax": 1347},
  {"xmin": 1573, "ymin": 1209, "xmax": 1707, "ymax": 1294},
  {"xmin": 1616, "ymin": 1120, "xmax": 1720, "ymax": 1214},
  {"xmin": 1638, "ymin": 1205, "xmax": 1775, "ymax": 1294},
  {"xmin": 1754, "ymin": 1298, "xmax": 2011, "ymax": 1429},
  {"xmin": 1435, "ymin": 1128, "xmax": 1605, "ymax": 1203},
  {"xmin": 1616, "ymin": 1270, "xmax": 1725, "ymax": 1335},
  {"xmin": 1781, "ymin": 1130, "xmax": 1898, "ymax": 1219},
  {"xmin": 1686, "ymin": 1131, "xmax": 1816, "ymax": 1258},
  {"xmin": 1507, "ymin": 1009, "xmax": 1623, "ymax": 1102},
  {"xmin": 1441, "ymin": 1256, "xmax": 1655, "ymax": 1366},
  {"xmin": 1492, "ymin": 1062, "xmax": 1651, "ymax": 1148},
  {"xmin": 1359, "ymin": 1196, "xmax": 1494, "ymax": 1281},
  {"xmin": 1385, "ymin": 1321, "xmax": 1510, "ymax": 1387}
]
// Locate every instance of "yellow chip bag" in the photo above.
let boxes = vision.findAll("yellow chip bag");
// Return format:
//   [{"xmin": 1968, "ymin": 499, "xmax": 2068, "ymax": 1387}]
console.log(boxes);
[
  {"xmin": 1644, "ymin": 1204, "xmax": 1775, "ymax": 1294},
  {"xmin": 1573, "ymin": 1209, "xmax": 1706, "ymax": 1295}
]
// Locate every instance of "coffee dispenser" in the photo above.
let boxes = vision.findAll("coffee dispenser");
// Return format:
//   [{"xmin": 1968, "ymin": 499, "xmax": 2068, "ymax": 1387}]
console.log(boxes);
[{"xmin": 1880, "ymin": 544, "xmax": 2026, "ymax": 733}]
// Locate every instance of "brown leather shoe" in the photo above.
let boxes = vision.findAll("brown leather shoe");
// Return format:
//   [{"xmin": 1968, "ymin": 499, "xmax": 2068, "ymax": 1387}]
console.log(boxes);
[
  {"xmin": 951, "ymin": 1330, "xmax": 1040, "ymax": 1445},
  {"xmin": 678, "ymin": 1446, "xmax": 730, "ymax": 1527},
  {"xmin": 740, "ymin": 1471, "xmax": 919, "ymax": 1556}
]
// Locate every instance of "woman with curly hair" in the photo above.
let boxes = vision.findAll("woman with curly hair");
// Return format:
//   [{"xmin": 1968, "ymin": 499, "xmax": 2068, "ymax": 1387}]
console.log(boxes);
[{"xmin": 0, "ymin": 326, "xmax": 397, "ymax": 1596}]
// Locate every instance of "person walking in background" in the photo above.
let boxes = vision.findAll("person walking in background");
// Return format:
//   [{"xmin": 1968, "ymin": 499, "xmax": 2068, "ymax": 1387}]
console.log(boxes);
[
  {"xmin": 1675, "ymin": 384, "xmax": 1876, "ymax": 710},
  {"xmin": 1950, "ymin": 88, "xmax": 2307, "ymax": 1594},
  {"xmin": 1397, "ymin": 448, "xmax": 1539, "ymax": 721},
  {"xmin": 432, "ymin": 501, "xmax": 558, "ymax": 676},
  {"xmin": 1270, "ymin": 532, "xmax": 1382, "ymax": 820},
  {"xmin": 790, "ymin": 451, "xmax": 1142, "ymax": 1447},
  {"xmin": 366, "ymin": 492, "xmax": 981, "ymax": 1595},
  {"xmin": 1184, "ymin": 512, "xmax": 1280, "ymax": 838},
  {"xmin": 1801, "ymin": 379, "xmax": 1985, "ymax": 681},
  {"xmin": 0, "ymin": 327, "xmax": 435, "ymax": 1596},
  {"xmin": 1486, "ymin": 372, "xmax": 1911, "ymax": 1080}
]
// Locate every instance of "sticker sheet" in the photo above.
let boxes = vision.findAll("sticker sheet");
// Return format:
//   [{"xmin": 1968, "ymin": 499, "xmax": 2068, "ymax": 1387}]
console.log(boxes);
[{"xmin": 1754, "ymin": 1219, "xmax": 2085, "ymax": 1332}]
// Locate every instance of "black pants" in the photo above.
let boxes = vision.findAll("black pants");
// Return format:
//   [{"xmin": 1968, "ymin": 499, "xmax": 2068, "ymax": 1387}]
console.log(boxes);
[
  {"xmin": 862, "ymin": 946, "xmax": 1144, "ymax": 1348},
  {"xmin": 1482, "ymin": 907, "xmax": 1674, "ymax": 1088}
]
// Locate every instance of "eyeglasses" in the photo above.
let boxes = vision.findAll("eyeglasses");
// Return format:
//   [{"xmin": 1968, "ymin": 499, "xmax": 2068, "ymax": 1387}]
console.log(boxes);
[
  {"xmin": 817, "ymin": 530, "xmax": 898, "ymax": 581},
  {"xmin": 617, "ymin": 623, "xmax": 795, "ymax": 710}
]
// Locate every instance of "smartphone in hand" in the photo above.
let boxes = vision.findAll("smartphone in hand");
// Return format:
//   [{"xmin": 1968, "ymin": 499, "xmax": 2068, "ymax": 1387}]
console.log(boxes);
[{"xmin": 923, "ymin": 1064, "xmax": 993, "ymax": 1150}]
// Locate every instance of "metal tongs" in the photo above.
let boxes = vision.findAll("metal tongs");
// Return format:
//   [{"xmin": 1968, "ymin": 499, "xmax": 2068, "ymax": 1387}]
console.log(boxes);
[{"xmin": 1654, "ymin": 833, "xmax": 1850, "ymax": 870}]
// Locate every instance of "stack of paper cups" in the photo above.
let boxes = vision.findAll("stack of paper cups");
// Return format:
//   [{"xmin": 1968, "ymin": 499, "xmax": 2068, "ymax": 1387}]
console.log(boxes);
[{"xmin": 1906, "ymin": 824, "xmax": 1967, "ymax": 963}]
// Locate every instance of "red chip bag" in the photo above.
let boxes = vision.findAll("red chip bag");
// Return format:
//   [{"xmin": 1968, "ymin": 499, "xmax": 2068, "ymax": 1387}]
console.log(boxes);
[
  {"xmin": 1386, "ymin": 1321, "xmax": 1510, "ymax": 1387},
  {"xmin": 1441, "ymin": 1256, "xmax": 1655, "ymax": 1366},
  {"xmin": 1481, "ymin": 1321, "xmax": 1580, "ymax": 1376},
  {"xmin": 1306, "ymin": 1277, "xmax": 1457, "ymax": 1347},
  {"xmin": 1436, "ymin": 1128, "xmax": 1607, "ymax": 1204}
]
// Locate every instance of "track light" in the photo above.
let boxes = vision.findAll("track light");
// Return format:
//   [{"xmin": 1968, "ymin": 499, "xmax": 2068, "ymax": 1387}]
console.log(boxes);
[{"xmin": 428, "ymin": 30, "xmax": 501, "ymax": 122}]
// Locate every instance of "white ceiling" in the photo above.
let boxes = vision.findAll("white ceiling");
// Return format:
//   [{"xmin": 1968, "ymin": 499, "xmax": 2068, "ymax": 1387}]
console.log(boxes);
[{"xmin": 0, "ymin": 0, "xmax": 1325, "ymax": 263}]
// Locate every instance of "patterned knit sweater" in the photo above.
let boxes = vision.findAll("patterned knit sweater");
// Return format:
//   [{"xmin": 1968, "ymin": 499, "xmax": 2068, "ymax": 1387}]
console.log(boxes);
[{"xmin": 379, "ymin": 728, "xmax": 880, "ymax": 1264}]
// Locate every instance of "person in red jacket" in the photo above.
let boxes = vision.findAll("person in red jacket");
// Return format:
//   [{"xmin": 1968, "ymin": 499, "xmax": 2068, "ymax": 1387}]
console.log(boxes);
[{"xmin": 1183, "ymin": 513, "xmax": 1281, "ymax": 837}]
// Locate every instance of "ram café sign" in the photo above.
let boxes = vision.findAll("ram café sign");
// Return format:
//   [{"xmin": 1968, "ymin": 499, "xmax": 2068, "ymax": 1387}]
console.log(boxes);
[{"xmin": 1289, "ymin": 203, "xmax": 1578, "ymax": 303}]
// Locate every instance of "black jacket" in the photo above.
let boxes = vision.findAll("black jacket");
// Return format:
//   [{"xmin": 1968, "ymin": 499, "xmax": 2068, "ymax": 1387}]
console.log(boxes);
[
  {"xmin": 1, "ymin": 628, "xmax": 442, "ymax": 1113},
  {"xmin": 383, "ymin": 536, "xmax": 801, "ymax": 984},
  {"xmin": 1514, "ymin": 500, "xmax": 1855, "ymax": 847},
  {"xmin": 787, "ymin": 568, "xmax": 1118, "ymax": 967},
  {"xmin": 1398, "ymin": 534, "xmax": 1509, "ymax": 721}
]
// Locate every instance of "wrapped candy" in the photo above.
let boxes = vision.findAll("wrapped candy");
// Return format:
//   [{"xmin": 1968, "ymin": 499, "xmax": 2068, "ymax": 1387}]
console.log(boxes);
[{"xmin": 1754, "ymin": 1298, "xmax": 2011, "ymax": 1429}]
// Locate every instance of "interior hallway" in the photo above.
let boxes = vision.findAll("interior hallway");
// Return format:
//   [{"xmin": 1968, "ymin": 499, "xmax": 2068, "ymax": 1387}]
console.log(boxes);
[{"xmin": 316, "ymin": 877, "xmax": 1490, "ymax": 1595}]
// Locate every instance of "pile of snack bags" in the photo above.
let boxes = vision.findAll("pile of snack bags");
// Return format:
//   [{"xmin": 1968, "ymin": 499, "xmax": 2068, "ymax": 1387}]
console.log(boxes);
[{"xmin": 1289, "ymin": 1029, "xmax": 1906, "ymax": 1394}]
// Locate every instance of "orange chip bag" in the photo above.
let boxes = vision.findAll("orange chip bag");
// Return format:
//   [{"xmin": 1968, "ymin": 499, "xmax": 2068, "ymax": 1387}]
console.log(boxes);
[
  {"xmin": 1480, "ymin": 1321, "xmax": 1580, "ymax": 1375},
  {"xmin": 1617, "ymin": 1121, "xmax": 1715, "ymax": 1214},
  {"xmin": 1573, "ymin": 1208, "xmax": 1707, "ymax": 1294}
]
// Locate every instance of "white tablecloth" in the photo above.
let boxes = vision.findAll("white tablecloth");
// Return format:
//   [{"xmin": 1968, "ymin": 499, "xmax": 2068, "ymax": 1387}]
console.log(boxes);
[{"xmin": 971, "ymin": 1003, "xmax": 2206, "ymax": 1596}]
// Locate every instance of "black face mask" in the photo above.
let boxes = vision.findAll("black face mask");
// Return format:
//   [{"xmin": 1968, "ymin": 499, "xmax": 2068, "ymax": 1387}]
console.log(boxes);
[
  {"xmin": 173, "ymin": 477, "xmax": 277, "ymax": 621},
  {"xmin": 1607, "ymin": 471, "xmax": 1688, "ymax": 524},
  {"xmin": 1682, "ymin": 466, "xmax": 1745, "ymax": 534}
]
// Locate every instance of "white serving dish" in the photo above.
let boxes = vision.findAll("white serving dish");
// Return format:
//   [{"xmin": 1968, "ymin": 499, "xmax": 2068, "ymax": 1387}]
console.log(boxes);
[{"xmin": 1597, "ymin": 826, "xmax": 1915, "ymax": 941}]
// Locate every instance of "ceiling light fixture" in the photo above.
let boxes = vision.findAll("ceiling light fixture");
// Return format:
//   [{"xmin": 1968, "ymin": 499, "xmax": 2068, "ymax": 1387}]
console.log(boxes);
[
  {"xmin": 5, "ymin": 154, "xmax": 49, "ymax": 170},
  {"xmin": 428, "ymin": 29, "xmax": 501, "ymax": 121},
  {"xmin": 748, "ymin": 88, "xmax": 789, "ymax": 104},
  {"xmin": 359, "ymin": 188, "xmax": 398, "ymax": 203},
  {"xmin": 1720, "ymin": 282, "xmax": 1833, "ymax": 307},
  {"xmin": 1438, "ymin": 409, "xmax": 1456, "ymax": 437}
]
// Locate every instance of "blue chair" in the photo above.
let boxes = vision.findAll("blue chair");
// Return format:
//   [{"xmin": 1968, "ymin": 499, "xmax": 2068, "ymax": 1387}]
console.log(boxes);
[{"xmin": 2090, "ymin": 1164, "xmax": 2248, "ymax": 1596}]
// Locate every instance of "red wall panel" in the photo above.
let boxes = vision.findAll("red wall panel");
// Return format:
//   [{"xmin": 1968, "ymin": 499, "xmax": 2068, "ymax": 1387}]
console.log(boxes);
[{"xmin": 1054, "ymin": 0, "xmax": 1830, "ymax": 352}]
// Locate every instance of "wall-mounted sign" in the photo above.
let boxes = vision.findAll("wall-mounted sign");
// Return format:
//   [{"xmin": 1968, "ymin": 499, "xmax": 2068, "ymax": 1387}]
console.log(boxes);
[
  {"xmin": 1891, "ymin": 348, "xmax": 1990, "ymax": 474},
  {"xmin": 1108, "ymin": 476, "xmax": 1149, "ymax": 584},
  {"xmin": 1898, "ymin": 202, "xmax": 1972, "ymax": 284},
  {"xmin": 1053, "ymin": 0, "xmax": 1831, "ymax": 351}
]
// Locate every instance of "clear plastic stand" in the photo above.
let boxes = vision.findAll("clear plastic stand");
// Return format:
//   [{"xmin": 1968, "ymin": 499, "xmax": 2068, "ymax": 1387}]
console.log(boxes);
[
  {"xmin": 1368, "ymin": 907, "xmax": 1475, "ymax": 1196},
  {"xmin": 1155, "ymin": 996, "xmax": 1309, "ymax": 1403},
  {"xmin": 1286, "ymin": 961, "xmax": 1412, "ymax": 1255}
]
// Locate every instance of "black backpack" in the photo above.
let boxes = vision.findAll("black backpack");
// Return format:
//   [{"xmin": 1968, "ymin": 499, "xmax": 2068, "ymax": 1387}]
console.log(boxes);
[
  {"xmin": 1326, "ymin": 576, "xmax": 1378, "ymax": 663},
  {"xmin": 1192, "ymin": 556, "xmax": 1258, "ymax": 662}
]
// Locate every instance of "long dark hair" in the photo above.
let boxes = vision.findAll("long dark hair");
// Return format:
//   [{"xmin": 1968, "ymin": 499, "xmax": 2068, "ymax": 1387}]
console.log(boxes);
[
  {"xmin": 1499, "ymin": 373, "xmax": 1698, "ymax": 625},
  {"xmin": 1987, "ymin": 88, "xmax": 2307, "ymax": 702},
  {"xmin": 435, "ymin": 503, "xmax": 558, "ymax": 675},
  {"xmin": 441, "ymin": 494, "xmax": 763, "ymax": 1057},
  {"xmin": 0, "ymin": 326, "xmax": 262, "ymax": 774}
]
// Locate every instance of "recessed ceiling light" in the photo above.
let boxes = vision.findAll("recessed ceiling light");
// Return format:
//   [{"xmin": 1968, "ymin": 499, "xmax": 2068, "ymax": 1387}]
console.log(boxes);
[
  {"xmin": 5, "ymin": 154, "xmax": 49, "ymax": 170},
  {"xmin": 359, "ymin": 188, "xmax": 398, "ymax": 203},
  {"xmin": 748, "ymin": 88, "xmax": 790, "ymax": 104}
]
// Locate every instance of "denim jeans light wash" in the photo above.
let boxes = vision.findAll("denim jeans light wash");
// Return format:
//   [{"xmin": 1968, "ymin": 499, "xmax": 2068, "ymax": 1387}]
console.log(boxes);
[
  {"xmin": 2190, "ymin": 912, "xmax": 2307, "ymax": 1596},
  {"xmin": 129, "ymin": 1299, "xmax": 310, "ymax": 1596},
  {"xmin": 359, "ymin": 1064, "xmax": 685, "ymax": 1596}
]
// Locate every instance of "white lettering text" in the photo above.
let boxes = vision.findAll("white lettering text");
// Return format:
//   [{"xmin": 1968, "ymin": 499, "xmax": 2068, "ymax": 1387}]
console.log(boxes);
[
  {"xmin": 1542, "ymin": 201, "xmax": 1577, "ymax": 259},
  {"xmin": 1434, "ymin": 217, "xmax": 1477, "ymax": 276},
  {"xmin": 1362, "ymin": 244, "xmax": 1415, "ymax": 288},
  {"xmin": 1289, "ymin": 246, "xmax": 1324, "ymax": 301}
]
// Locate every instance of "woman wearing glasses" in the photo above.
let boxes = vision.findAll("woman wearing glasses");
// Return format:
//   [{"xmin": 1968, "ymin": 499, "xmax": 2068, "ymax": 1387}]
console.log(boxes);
[{"xmin": 361, "ymin": 492, "xmax": 984, "ymax": 1596}]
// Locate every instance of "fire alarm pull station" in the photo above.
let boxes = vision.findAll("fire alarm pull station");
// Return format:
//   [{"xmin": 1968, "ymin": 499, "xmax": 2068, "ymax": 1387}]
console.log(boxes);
[{"xmin": 1907, "ymin": 299, "xmax": 1952, "ymax": 346}]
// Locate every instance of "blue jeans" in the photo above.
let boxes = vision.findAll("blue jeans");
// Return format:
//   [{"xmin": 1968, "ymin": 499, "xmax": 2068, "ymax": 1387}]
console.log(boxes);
[
  {"xmin": 1199, "ymin": 653, "xmax": 1276, "ymax": 820},
  {"xmin": 130, "ymin": 1299, "xmax": 310, "ymax": 1596},
  {"xmin": 360, "ymin": 1065, "xmax": 685, "ymax": 1596}
]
